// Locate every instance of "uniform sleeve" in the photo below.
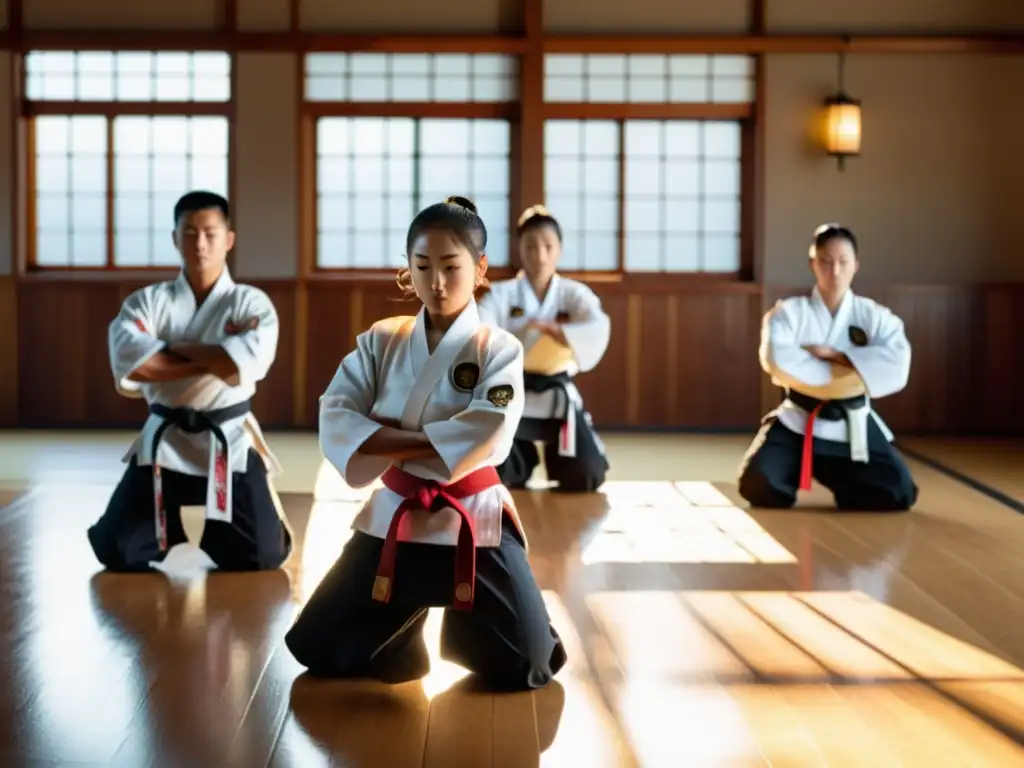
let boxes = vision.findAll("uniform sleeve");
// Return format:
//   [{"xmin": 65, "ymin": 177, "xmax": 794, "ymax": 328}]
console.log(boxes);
[
  {"xmin": 844, "ymin": 305, "xmax": 912, "ymax": 398},
  {"xmin": 560, "ymin": 282, "xmax": 611, "ymax": 373},
  {"xmin": 108, "ymin": 288, "xmax": 166, "ymax": 398},
  {"xmin": 760, "ymin": 300, "xmax": 834, "ymax": 390},
  {"xmin": 421, "ymin": 331, "xmax": 525, "ymax": 482},
  {"xmin": 318, "ymin": 329, "xmax": 391, "ymax": 487},
  {"xmin": 476, "ymin": 288, "xmax": 504, "ymax": 328},
  {"xmin": 220, "ymin": 288, "xmax": 280, "ymax": 389}
]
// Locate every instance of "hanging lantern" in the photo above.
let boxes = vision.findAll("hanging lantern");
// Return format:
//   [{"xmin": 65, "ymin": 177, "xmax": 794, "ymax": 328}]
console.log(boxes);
[{"xmin": 822, "ymin": 48, "xmax": 860, "ymax": 171}]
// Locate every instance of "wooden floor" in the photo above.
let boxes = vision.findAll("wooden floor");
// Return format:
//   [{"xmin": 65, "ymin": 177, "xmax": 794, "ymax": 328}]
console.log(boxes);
[{"xmin": 2, "ymin": 432, "xmax": 1024, "ymax": 767}]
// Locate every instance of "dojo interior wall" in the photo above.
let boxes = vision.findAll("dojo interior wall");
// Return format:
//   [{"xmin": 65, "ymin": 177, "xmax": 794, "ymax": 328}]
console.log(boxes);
[{"xmin": 0, "ymin": 0, "xmax": 1022, "ymax": 434}]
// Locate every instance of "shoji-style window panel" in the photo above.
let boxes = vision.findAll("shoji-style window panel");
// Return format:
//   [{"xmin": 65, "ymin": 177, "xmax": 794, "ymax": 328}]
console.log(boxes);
[
  {"xmin": 542, "ymin": 120, "xmax": 621, "ymax": 272},
  {"xmin": 32, "ymin": 115, "xmax": 230, "ymax": 268},
  {"xmin": 25, "ymin": 51, "xmax": 231, "ymax": 102},
  {"xmin": 544, "ymin": 54, "xmax": 754, "ymax": 104},
  {"xmin": 623, "ymin": 120, "xmax": 742, "ymax": 273},
  {"xmin": 306, "ymin": 54, "xmax": 518, "ymax": 103},
  {"xmin": 315, "ymin": 117, "xmax": 512, "ymax": 269}
]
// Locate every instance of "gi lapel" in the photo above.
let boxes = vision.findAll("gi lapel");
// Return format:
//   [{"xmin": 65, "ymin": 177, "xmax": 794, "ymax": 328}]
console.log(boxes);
[
  {"xmin": 820, "ymin": 288, "xmax": 854, "ymax": 348},
  {"xmin": 813, "ymin": 288, "xmax": 870, "ymax": 463},
  {"xmin": 183, "ymin": 269, "xmax": 235, "ymax": 340},
  {"xmin": 539, "ymin": 273, "xmax": 562, "ymax": 317},
  {"xmin": 400, "ymin": 302, "xmax": 481, "ymax": 430}
]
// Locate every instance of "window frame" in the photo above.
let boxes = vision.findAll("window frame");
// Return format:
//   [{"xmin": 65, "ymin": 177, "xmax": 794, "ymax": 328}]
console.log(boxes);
[
  {"xmin": 543, "ymin": 113, "xmax": 753, "ymax": 279},
  {"xmin": 302, "ymin": 51, "xmax": 756, "ymax": 284},
  {"xmin": 300, "ymin": 52, "xmax": 523, "ymax": 281},
  {"xmin": 21, "ymin": 50, "xmax": 235, "ymax": 273}
]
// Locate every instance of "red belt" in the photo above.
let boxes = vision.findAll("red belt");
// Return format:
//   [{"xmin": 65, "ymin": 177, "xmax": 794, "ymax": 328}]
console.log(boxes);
[
  {"xmin": 799, "ymin": 403, "xmax": 825, "ymax": 491},
  {"xmin": 373, "ymin": 465, "xmax": 500, "ymax": 611}
]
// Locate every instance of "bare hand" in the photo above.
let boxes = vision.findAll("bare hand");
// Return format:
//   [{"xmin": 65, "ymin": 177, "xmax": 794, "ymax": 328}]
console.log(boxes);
[
  {"xmin": 371, "ymin": 415, "xmax": 404, "ymax": 430},
  {"xmin": 802, "ymin": 344, "xmax": 837, "ymax": 360},
  {"xmin": 529, "ymin": 320, "xmax": 568, "ymax": 345},
  {"xmin": 803, "ymin": 344, "xmax": 854, "ymax": 367},
  {"xmin": 168, "ymin": 342, "xmax": 205, "ymax": 360}
]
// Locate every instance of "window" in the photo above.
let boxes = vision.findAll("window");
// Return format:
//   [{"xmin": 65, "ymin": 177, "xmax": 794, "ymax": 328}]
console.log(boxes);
[
  {"xmin": 34, "ymin": 116, "xmax": 107, "ymax": 268},
  {"xmin": 544, "ymin": 120, "xmax": 620, "ymax": 272},
  {"xmin": 624, "ymin": 121, "xmax": 742, "ymax": 273},
  {"xmin": 25, "ymin": 51, "xmax": 231, "ymax": 102},
  {"xmin": 544, "ymin": 119, "xmax": 743, "ymax": 274},
  {"xmin": 305, "ymin": 53, "xmax": 518, "ymax": 103},
  {"xmin": 33, "ymin": 116, "xmax": 230, "ymax": 268},
  {"xmin": 316, "ymin": 117, "xmax": 511, "ymax": 269},
  {"xmin": 24, "ymin": 50, "xmax": 232, "ymax": 270},
  {"xmin": 544, "ymin": 54, "xmax": 754, "ymax": 104}
]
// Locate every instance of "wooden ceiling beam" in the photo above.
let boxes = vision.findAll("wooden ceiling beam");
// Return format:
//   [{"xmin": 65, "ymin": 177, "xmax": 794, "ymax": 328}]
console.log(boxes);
[{"xmin": 2, "ymin": 30, "xmax": 1022, "ymax": 55}]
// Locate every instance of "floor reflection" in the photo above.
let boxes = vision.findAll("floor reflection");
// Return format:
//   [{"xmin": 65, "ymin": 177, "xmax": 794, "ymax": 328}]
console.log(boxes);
[
  {"xmin": 287, "ymin": 675, "xmax": 565, "ymax": 766},
  {"xmin": 88, "ymin": 570, "xmax": 292, "ymax": 767}
]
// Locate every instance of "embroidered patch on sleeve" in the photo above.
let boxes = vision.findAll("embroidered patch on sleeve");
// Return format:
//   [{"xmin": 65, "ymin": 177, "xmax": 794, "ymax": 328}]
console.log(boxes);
[
  {"xmin": 486, "ymin": 385, "xmax": 515, "ymax": 407},
  {"xmin": 451, "ymin": 362, "xmax": 481, "ymax": 392}
]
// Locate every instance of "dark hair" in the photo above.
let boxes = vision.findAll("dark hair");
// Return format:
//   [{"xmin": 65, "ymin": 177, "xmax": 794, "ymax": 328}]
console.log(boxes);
[
  {"xmin": 809, "ymin": 223, "xmax": 857, "ymax": 258},
  {"xmin": 396, "ymin": 196, "xmax": 489, "ymax": 299},
  {"xmin": 174, "ymin": 190, "xmax": 230, "ymax": 227},
  {"xmin": 517, "ymin": 204, "xmax": 562, "ymax": 241}
]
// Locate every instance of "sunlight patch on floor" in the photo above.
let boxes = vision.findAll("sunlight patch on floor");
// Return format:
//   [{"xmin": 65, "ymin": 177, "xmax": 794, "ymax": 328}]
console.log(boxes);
[
  {"xmin": 580, "ymin": 481, "xmax": 797, "ymax": 565},
  {"xmin": 576, "ymin": 589, "xmax": 1024, "ymax": 764}
]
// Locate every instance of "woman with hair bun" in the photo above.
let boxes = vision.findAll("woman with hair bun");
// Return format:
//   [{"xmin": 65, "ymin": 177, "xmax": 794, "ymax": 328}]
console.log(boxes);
[
  {"xmin": 285, "ymin": 196, "xmax": 566, "ymax": 692},
  {"xmin": 478, "ymin": 204, "xmax": 611, "ymax": 493},
  {"xmin": 738, "ymin": 223, "xmax": 918, "ymax": 512}
]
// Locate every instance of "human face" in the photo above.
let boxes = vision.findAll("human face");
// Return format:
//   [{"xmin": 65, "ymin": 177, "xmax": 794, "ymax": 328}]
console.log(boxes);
[
  {"xmin": 173, "ymin": 208, "xmax": 234, "ymax": 280},
  {"xmin": 810, "ymin": 236, "xmax": 858, "ymax": 299},
  {"xmin": 410, "ymin": 229, "xmax": 487, "ymax": 321},
  {"xmin": 518, "ymin": 225, "xmax": 561, "ymax": 282}
]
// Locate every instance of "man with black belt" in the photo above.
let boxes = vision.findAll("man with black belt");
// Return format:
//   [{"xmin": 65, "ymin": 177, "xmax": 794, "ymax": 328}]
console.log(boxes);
[
  {"xmin": 87, "ymin": 191, "xmax": 293, "ymax": 572},
  {"xmin": 737, "ymin": 223, "xmax": 918, "ymax": 511}
]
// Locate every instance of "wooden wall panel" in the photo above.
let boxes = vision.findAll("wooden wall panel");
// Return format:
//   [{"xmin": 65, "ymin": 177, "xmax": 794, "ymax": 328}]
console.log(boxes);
[
  {"xmin": 0, "ymin": 276, "xmax": 16, "ymax": 428},
  {"xmin": 15, "ymin": 278, "xmax": 298, "ymax": 429},
  {"xmin": 761, "ymin": 283, "xmax": 1024, "ymax": 436},
  {"xmin": 247, "ymin": 280, "xmax": 296, "ymax": 428},
  {"xmin": 6, "ymin": 278, "xmax": 1024, "ymax": 436}
]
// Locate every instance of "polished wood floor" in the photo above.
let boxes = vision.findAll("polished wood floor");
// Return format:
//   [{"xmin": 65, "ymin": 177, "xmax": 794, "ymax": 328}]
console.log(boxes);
[{"xmin": 2, "ymin": 431, "xmax": 1024, "ymax": 767}]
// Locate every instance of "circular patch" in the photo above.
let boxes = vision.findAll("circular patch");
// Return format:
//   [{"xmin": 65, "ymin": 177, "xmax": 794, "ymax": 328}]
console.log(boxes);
[
  {"xmin": 455, "ymin": 583, "xmax": 472, "ymax": 603},
  {"xmin": 451, "ymin": 362, "xmax": 480, "ymax": 392},
  {"xmin": 848, "ymin": 326, "xmax": 869, "ymax": 347},
  {"xmin": 510, "ymin": 306, "xmax": 525, "ymax": 318},
  {"xmin": 487, "ymin": 384, "xmax": 515, "ymax": 408}
]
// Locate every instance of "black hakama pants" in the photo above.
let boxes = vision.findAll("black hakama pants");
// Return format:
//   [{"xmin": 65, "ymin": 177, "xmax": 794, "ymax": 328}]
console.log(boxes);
[
  {"xmin": 499, "ymin": 414, "xmax": 609, "ymax": 493},
  {"xmin": 87, "ymin": 448, "xmax": 293, "ymax": 572},
  {"xmin": 737, "ymin": 417, "xmax": 918, "ymax": 511},
  {"xmin": 284, "ymin": 517, "xmax": 567, "ymax": 692}
]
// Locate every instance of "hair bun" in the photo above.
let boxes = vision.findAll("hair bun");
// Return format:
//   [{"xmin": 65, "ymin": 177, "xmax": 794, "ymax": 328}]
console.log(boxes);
[
  {"xmin": 445, "ymin": 195, "xmax": 478, "ymax": 215},
  {"xmin": 517, "ymin": 204, "xmax": 552, "ymax": 228}
]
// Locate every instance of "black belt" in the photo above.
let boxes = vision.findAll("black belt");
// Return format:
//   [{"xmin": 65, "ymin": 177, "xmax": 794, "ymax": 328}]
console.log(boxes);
[
  {"xmin": 786, "ymin": 390, "xmax": 866, "ymax": 421},
  {"xmin": 523, "ymin": 372, "xmax": 572, "ymax": 393},
  {"xmin": 149, "ymin": 400, "xmax": 252, "ymax": 459}
]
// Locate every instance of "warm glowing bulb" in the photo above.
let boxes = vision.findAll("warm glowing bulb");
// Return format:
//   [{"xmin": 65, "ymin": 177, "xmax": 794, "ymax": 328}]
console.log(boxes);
[{"xmin": 824, "ymin": 100, "xmax": 862, "ymax": 155}]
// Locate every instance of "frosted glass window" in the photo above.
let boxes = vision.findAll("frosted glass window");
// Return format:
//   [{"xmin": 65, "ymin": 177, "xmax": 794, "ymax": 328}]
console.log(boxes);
[
  {"xmin": 32, "ymin": 114, "xmax": 229, "ymax": 269},
  {"xmin": 623, "ymin": 120, "xmax": 742, "ymax": 273},
  {"xmin": 543, "ymin": 120, "xmax": 620, "ymax": 271},
  {"xmin": 25, "ymin": 51, "xmax": 231, "ymax": 102},
  {"xmin": 34, "ymin": 116, "xmax": 108, "ymax": 267},
  {"xmin": 113, "ymin": 117, "xmax": 230, "ymax": 267},
  {"xmin": 306, "ymin": 54, "xmax": 518, "ymax": 103},
  {"xmin": 316, "ymin": 117, "xmax": 512, "ymax": 269},
  {"xmin": 544, "ymin": 54, "xmax": 754, "ymax": 104}
]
